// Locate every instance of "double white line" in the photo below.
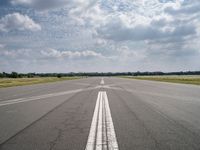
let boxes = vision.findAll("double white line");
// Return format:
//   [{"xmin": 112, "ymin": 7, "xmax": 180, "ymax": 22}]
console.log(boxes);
[{"xmin": 85, "ymin": 91, "xmax": 119, "ymax": 150}]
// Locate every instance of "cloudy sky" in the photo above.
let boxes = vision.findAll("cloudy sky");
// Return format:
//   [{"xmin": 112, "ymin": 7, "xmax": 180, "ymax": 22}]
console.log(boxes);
[{"xmin": 0, "ymin": 0, "xmax": 200, "ymax": 73}]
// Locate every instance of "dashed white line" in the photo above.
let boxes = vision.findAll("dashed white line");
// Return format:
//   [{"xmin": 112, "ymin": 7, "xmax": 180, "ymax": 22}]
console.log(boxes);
[
  {"xmin": 100, "ymin": 78, "xmax": 105, "ymax": 85},
  {"xmin": 0, "ymin": 89, "xmax": 82, "ymax": 107},
  {"xmin": 85, "ymin": 91, "xmax": 119, "ymax": 150}
]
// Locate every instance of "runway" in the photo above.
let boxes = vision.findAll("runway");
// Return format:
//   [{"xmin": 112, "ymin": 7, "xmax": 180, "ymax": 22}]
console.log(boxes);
[{"xmin": 0, "ymin": 77, "xmax": 200, "ymax": 150}]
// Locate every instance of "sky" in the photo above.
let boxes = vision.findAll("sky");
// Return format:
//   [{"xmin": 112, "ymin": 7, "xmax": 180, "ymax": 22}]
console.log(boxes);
[{"xmin": 0, "ymin": 0, "xmax": 200, "ymax": 73}]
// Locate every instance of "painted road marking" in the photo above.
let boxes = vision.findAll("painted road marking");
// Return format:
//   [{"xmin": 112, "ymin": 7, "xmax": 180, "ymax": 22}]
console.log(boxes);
[
  {"xmin": 104, "ymin": 91, "xmax": 118, "ymax": 150},
  {"xmin": 85, "ymin": 92, "xmax": 101, "ymax": 150},
  {"xmin": 96, "ymin": 92, "xmax": 103, "ymax": 150},
  {"xmin": 85, "ymin": 91, "xmax": 119, "ymax": 150},
  {"xmin": 0, "ymin": 84, "xmax": 122, "ymax": 107},
  {"xmin": 0, "ymin": 89, "xmax": 82, "ymax": 107},
  {"xmin": 100, "ymin": 78, "xmax": 105, "ymax": 85}
]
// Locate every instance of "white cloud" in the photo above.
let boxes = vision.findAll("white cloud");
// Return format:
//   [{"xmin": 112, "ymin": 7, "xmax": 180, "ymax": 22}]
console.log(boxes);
[
  {"xmin": 0, "ymin": 49, "xmax": 32, "ymax": 58},
  {"xmin": 0, "ymin": 48, "xmax": 103, "ymax": 59},
  {"xmin": 116, "ymin": 46, "xmax": 146, "ymax": 61},
  {"xmin": 0, "ymin": 47, "xmax": 108, "ymax": 72},
  {"xmin": 1, "ymin": 0, "xmax": 200, "ymax": 72},
  {"xmin": 0, "ymin": 44, "xmax": 5, "ymax": 49},
  {"xmin": 41, "ymin": 48, "xmax": 102, "ymax": 58},
  {"xmin": 0, "ymin": 13, "xmax": 41, "ymax": 32}
]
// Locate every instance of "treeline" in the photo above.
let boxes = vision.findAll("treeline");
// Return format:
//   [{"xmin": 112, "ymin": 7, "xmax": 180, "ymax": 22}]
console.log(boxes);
[{"xmin": 0, "ymin": 71, "xmax": 200, "ymax": 78}]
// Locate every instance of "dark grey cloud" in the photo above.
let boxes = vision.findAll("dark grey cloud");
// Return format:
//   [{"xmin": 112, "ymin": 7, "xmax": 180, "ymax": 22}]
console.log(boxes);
[
  {"xmin": 150, "ymin": 18, "xmax": 168, "ymax": 27},
  {"xmin": 97, "ymin": 18, "xmax": 196, "ymax": 42},
  {"xmin": 10, "ymin": 0, "xmax": 97, "ymax": 11},
  {"xmin": 0, "ymin": 0, "xmax": 10, "ymax": 6},
  {"xmin": 10, "ymin": 0, "xmax": 69, "ymax": 10},
  {"xmin": 98, "ymin": 25, "xmax": 160, "ymax": 41},
  {"xmin": 165, "ymin": 1, "xmax": 200, "ymax": 15},
  {"xmin": 172, "ymin": 24, "xmax": 196, "ymax": 37}
]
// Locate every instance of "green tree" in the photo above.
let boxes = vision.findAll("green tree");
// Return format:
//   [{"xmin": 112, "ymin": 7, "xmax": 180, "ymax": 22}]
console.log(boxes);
[{"xmin": 10, "ymin": 72, "xmax": 18, "ymax": 78}]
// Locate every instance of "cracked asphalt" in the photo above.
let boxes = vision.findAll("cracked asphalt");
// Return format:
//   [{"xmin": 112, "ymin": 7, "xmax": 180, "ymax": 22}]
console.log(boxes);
[{"xmin": 0, "ymin": 77, "xmax": 200, "ymax": 150}]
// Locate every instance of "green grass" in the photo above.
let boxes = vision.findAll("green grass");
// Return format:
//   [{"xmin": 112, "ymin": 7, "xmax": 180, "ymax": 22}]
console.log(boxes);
[
  {"xmin": 0, "ymin": 77, "xmax": 82, "ymax": 88},
  {"xmin": 121, "ymin": 75, "xmax": 200, "ymax": 85}
]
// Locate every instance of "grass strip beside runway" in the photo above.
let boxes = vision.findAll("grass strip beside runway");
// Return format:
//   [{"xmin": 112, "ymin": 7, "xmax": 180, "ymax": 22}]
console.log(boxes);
[
  {"xmin": 0, "ymin": 77, "xmax": 81, "ymax": 88},
  {"xmin": 122, "ymin": 75, "xmax": 200, "ymax": 85}
]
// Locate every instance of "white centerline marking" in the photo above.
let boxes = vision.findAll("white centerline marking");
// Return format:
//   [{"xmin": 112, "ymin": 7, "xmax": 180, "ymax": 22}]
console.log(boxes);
[
  {"xmin": 85, "ymin": 92, "xmax": 101, "ymax": 150},
  {"xmin": 100, "ymin": 78, "xmax": 105, "ymax": 85},
  {"xmin": 104, "ymin": 91, "xmax": 119, "ymax": 150},
  {"xmin": 96, "ymin": 92, "xmax": 103, "ymax": 150},
  {"xmin": 85, "ymin": 91, "xmax": 119, "ymax": 150}
]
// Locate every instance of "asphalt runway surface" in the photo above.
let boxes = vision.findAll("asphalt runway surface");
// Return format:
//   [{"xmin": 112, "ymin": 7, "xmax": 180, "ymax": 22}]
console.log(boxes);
[{"xmin": 0, "ymin": 77, "xmax": 200, "ymax": 150}]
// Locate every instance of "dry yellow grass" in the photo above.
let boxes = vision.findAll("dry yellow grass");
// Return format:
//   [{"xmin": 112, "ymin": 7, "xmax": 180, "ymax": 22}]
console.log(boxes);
[
  {"xmin": 122, "ymin": 75, "xmax": 200, "ymax": 85},
  {"xmin": 0, "ymin": 77, "xmax": 81, "ymax": 88}
]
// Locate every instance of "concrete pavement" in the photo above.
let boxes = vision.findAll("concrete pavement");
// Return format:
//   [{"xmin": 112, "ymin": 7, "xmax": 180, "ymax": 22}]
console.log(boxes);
[{"xmin": 0, "ymin": 77, "xmax": 200, "ymax": 150}]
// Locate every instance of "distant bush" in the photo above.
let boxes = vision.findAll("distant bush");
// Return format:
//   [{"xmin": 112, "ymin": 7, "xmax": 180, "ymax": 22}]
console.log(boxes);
[
  {"xmin": 10, "ymin": 72, "xmax": 18, "ymax": 78},
  {"xmin": 0, "ymin": 71, "xmax": 200, "ymax": 78},
  {"xmin": 57, "ymin": 74, "xmax": 62, "ymax": 78}
]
